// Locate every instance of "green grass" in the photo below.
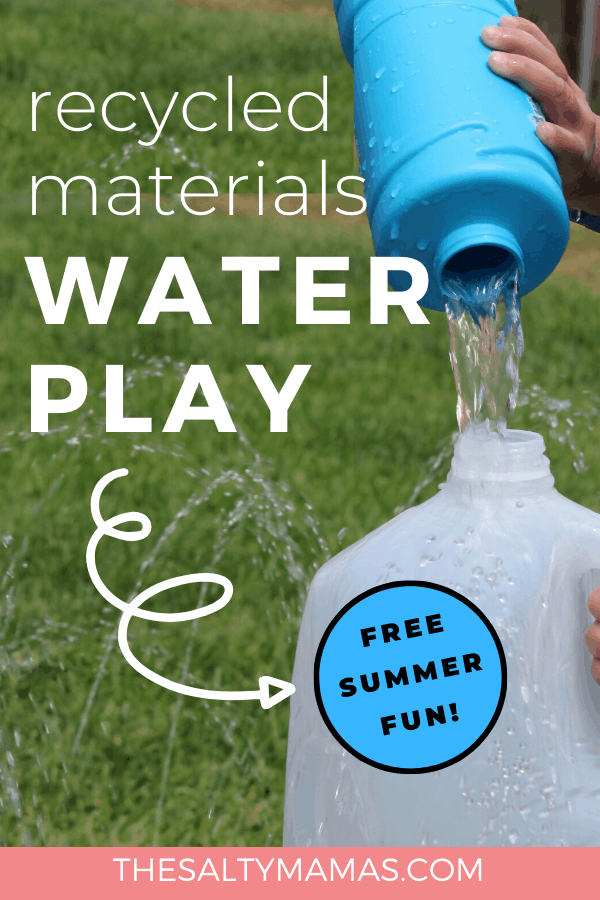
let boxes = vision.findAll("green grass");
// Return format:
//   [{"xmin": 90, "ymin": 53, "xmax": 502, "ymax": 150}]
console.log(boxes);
[
  {"xmin": 1, "ymin": 0, "xmax": 600, "ymax": 849},
  {"xmin": 0, "ymin": 0, "xmax": 354, "ymax": 194}
]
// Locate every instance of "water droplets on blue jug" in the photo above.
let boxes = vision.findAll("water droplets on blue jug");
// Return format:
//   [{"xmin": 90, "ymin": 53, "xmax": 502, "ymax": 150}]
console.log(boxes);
[{"xmin": 344, "ymin": 0, "xmax": 569, "ymax": 311}]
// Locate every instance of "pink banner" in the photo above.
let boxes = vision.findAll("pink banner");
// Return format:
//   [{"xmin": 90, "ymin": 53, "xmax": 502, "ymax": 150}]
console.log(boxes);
[{"xmin": 0, "ymin": 847, "xmax": 596, "ymax": 899}]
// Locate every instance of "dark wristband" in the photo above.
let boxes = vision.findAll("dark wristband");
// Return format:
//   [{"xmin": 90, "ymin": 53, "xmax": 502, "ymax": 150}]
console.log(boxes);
[{"xmin": 568, "ymin": 205, "xmax": 600, "ymax": 234}]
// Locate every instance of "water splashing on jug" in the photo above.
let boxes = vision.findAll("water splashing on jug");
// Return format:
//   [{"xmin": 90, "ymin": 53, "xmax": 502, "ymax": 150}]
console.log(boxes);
[{"xmin": 443, "ymin": 247, "xmax": 523, "ymax": 435}]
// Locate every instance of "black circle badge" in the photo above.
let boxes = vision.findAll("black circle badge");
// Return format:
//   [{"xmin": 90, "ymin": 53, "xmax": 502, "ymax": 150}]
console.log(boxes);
[{"xmin": 314, "ymin": 581, "xmax": 507, "ymax": 774}]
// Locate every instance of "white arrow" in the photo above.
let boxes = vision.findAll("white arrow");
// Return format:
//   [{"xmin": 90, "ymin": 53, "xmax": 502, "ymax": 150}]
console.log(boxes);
[
  {"xmin": 86, "ymin": 468, "xmax": 295, "ymax": 709},
  {"xmin": 258, "ymin": 676, "xmax": 297, "ymax": 710}
]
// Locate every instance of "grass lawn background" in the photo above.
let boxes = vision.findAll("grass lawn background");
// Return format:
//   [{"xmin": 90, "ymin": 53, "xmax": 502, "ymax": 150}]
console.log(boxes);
[{"xmin": 0, "ymin": 0, "xmax": 600, "ymax": 847}]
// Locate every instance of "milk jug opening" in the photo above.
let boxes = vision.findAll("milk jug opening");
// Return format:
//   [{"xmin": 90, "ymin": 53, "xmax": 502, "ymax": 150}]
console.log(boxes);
[{"xmin": 447, "ymin": 425, "xmax": 554, "ymax": 484}]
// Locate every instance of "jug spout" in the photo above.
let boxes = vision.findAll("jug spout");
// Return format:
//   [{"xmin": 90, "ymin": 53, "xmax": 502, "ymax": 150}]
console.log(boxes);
[{"xmin": 435, "ymin": 223, "xmax": 524, "ymax": 296}]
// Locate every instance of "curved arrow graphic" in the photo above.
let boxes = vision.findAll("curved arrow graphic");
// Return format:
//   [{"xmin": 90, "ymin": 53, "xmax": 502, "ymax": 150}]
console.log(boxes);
[{"xmin": 86, "ymin": 469, "xmax": 295, "ymax": 710}]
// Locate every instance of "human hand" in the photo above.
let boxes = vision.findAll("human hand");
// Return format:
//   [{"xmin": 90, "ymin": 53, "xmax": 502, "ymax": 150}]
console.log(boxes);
[
  {"xmin": 481, "ymin": 16, "xmax": 600, "ymax": 217},
  {"xmin": 585, "ymin": 588, "xmax": 600, "ymax": 684}
]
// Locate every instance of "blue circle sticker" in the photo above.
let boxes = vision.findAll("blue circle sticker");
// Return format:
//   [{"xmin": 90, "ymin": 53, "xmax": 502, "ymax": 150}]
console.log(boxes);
[{"xmin": 314, "ymin": 581, "xmax": 507, "ymax": 773}]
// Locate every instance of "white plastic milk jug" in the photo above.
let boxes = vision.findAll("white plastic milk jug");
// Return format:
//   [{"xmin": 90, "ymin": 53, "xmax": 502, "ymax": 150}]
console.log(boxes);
[{"xmin": 284, "ymin": 427, "xmax": 600, "ymax": 847}]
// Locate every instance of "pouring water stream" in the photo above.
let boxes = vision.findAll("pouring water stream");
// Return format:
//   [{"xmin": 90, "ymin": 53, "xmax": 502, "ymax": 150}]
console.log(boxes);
[{"xmin": 444, "ymin": 251, "xmax": 523, "ymax": 435}]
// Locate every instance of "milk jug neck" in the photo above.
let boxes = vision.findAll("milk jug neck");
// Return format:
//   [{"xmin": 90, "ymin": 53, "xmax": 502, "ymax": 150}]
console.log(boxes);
[{"xmin": 446, "ymin": 426, "xmax": 554, "ymax": 488}]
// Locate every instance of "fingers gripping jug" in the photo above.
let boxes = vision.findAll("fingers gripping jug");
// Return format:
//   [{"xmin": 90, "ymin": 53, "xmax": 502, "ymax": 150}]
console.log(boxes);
[
  {"xmin": 337, "ymin": 0, "xmax": 569, "ymax": 312},
  {"xmin": 284, "ymin": 429, "xmax": 600, "ymax": 846}
]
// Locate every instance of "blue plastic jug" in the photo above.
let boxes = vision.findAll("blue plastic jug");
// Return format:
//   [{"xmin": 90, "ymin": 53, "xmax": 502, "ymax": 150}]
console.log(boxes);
[{"xmin": 334, "ymin": 0, "xmax": 570, "ymax": 312}]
